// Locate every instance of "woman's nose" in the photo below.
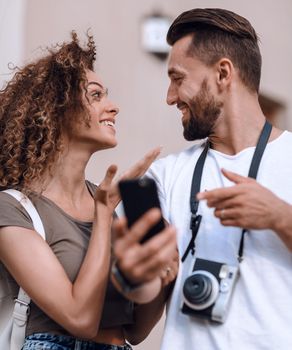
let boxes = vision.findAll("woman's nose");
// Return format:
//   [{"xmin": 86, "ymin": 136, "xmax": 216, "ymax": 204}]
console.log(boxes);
[{"xmin": 106, "ymin": 101, "xmax": 119, "ymax": 116}]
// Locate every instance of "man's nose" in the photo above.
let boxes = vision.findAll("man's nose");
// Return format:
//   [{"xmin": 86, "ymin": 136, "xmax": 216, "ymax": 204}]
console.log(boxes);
[{"xmin": 166, "ymin": 85, "xmax": 178, "ymax": 105}]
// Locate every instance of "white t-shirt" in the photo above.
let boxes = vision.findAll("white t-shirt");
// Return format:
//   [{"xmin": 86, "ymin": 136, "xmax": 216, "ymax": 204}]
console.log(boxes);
[{"xmin": 148, "ymin": 131, "xmax": 292, "ymax": 350}]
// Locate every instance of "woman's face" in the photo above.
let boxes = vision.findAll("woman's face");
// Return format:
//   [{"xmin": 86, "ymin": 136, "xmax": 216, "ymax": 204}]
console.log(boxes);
[{"xmin": 70, "ymin": 70, "xmax": 119, "ymax": 152}]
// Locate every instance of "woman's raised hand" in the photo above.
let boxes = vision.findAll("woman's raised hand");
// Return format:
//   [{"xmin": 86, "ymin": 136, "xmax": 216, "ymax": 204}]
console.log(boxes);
[
  {"xmin": 120, "ymin": 147, "xmax": 162, "ymax": 180},
  {"xmin": 95, "ymin": 147, "xmax": 161, "ymax": 212},
  {"xmin": 94, "ymin": 164, "xmax": 118, "ymax": 213}
]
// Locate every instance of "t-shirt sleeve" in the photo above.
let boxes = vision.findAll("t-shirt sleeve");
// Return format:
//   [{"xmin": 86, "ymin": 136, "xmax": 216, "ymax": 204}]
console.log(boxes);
[
  {"xmin": 0, "ymin": 192, "xmax": 34, "ymax": 230},
  {"xmin": 146, "ymin": 161, "xmax": 169, "ymax": 223}
]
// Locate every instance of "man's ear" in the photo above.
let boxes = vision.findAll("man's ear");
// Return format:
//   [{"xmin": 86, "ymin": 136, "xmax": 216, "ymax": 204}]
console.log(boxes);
[{"xmin": 216, "ymin": 58, "xmax": 233, "ymax": 90}]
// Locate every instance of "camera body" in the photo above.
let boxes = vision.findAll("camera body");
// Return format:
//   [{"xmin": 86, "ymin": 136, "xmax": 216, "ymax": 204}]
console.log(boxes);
[{"xmin": 182, "ymin": 258, "xmax": 239, "ymax": 323}]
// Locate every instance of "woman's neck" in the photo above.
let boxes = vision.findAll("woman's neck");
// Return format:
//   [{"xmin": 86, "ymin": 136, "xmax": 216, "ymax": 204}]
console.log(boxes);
[{"xmin": 37, "ymin": 145, "xmax": 92, "ymax": 203}]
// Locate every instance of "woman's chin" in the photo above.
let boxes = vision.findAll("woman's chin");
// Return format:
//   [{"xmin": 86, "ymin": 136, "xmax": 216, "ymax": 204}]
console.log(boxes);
[{"xmin": 95, "ymin": 140, "xmax": 118, "ymax": 152}]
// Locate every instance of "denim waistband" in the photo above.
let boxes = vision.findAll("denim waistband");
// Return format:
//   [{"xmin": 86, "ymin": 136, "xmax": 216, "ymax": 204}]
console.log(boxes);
[{"xmin": 23, "ymin": 333, "xmax": 133, "ymax": 350}]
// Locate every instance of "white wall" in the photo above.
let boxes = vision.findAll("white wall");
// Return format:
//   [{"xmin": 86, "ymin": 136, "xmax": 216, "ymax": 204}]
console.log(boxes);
[
  {"xmin": 21, "ymin": 0, "xmax": 292, "ymax": 185},
  {"xmin": 0, "ymin": 0, "xmax": 26, "ymax": 88}
]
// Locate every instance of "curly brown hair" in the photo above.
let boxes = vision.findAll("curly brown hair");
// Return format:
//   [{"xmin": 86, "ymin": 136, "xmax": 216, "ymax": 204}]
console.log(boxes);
[{"xmin": 0, "ymin": 31, "xmax": 96, "ymax": 192}]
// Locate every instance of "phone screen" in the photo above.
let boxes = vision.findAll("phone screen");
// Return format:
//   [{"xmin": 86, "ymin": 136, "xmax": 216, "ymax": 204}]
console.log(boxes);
[{"xmin": 118, "ymin": 177, "xmax": 165, "ymax": 243}]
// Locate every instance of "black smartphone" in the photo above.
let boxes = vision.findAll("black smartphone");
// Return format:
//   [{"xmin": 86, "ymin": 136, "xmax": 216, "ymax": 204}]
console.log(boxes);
[{"xmin": 118, "ymin": 177, "xmax": 165, "ymax": 243}]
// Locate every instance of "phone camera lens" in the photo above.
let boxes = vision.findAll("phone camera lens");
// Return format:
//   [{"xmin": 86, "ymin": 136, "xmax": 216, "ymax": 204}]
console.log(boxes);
[{"xmin": 138, "ymin": 177, "xmax": 150, "ymax": 187}]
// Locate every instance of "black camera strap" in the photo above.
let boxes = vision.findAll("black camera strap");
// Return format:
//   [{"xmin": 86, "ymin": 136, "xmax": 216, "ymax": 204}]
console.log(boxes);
[{"xmin": 181, "ymin": 120, "xmax": 272, "ymax": 263}]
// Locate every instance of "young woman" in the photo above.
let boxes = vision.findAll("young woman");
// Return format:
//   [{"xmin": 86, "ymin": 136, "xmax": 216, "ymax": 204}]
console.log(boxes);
[{"xmin": 0, "ymin": 32, "xmax": 177, "ymax": 350}]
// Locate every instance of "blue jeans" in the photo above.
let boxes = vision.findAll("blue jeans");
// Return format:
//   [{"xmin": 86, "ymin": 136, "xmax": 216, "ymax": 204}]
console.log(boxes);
[{"xmin": 22, "ymin": 333, "xmax": 133, "ymax": 350}]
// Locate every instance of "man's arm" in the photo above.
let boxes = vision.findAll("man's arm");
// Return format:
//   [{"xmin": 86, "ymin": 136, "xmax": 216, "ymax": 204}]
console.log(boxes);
[{"xmin": 197, "ymin": 169, "xmax": 292, "ymax": 251}]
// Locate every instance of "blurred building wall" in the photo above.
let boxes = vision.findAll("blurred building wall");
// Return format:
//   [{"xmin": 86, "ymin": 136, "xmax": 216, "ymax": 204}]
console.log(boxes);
[
  {"xmin": 0, "ymin": 0, "xmax": 291, "ymax": 349},
  {"xmin": 7, "ymin": 0, "xmax": 291, "ymax": 183},
  {"xmin": 0, "ymin": 0, "xmax": 26, "ymax": 86}
]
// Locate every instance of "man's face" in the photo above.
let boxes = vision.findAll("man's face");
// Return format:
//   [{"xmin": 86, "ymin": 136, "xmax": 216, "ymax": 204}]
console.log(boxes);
[{"xmin": 167, "ymin": 34, "xmax": 222, "ymax": 140}]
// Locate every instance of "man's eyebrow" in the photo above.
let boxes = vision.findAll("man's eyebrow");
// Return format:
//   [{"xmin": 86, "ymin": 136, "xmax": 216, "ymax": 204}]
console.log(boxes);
[{"xmin": 87, "ymin": 81, "xmax": 103, "ymax": 88}]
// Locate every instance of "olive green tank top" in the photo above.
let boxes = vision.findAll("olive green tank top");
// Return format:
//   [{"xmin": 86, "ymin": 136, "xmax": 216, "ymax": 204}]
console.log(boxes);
[{"xmin": 0, "ymin": 181, "xmax": 134, "ymax": 335}]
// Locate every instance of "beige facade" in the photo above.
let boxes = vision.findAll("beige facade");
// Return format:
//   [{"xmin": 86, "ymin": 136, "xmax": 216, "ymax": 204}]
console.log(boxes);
[{"xmin": 0, "ymin": 0, "xmax": 291, "ymax": 349}]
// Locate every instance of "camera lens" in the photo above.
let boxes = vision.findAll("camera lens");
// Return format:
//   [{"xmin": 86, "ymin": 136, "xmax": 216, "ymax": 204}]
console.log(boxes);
[
  {"xmin": 183, "ymin": 274, "xmax": 212, "ymax": 304},
  {"xmin": 182, "ymin": 270, "xmax": 219, "ymax": 310}
]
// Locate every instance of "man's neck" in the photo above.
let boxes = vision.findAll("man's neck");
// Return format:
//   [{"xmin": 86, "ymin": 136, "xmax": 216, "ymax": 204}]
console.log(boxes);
[
  {"xmin": 208, "ymin": 119, "xmax": 265, "ymax": 155},
  {"xmin": 207, "ymin": 93, "xmax": 282, "ymax": 155}
]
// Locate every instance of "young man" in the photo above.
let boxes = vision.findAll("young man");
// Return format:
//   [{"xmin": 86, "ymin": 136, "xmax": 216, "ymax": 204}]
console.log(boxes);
[
  {"xmin": 146, "ymin": 8, "xmax": 292, "ymax": 350},
  {"xmin": 113, "ymin": 8, "xmax": 292, "ymax": 349}
]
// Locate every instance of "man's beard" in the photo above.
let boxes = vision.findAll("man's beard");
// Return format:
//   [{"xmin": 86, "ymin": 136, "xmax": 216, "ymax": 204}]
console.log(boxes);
[{"xmin": 183, "ymin": 79, "xmax": 223, "ymax": 141}]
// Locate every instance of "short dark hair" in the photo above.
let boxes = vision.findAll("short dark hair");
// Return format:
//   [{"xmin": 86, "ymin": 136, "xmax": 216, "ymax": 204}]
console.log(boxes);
[{"xmin": 167, "ymin": 8, "xmax": 262, "ymax": 92}]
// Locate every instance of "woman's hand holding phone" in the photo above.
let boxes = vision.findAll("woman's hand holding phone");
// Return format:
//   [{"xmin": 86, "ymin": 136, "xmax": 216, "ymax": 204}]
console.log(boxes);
[{"xmin": 112, "ymin": 207, "xmax": 178, "ymax": 303}]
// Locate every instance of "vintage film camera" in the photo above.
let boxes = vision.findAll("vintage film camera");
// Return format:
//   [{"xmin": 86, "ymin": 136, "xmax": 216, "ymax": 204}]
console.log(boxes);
[{"xmin": 182, "ymin": 258, "xmax": 239, "ymax": 323}]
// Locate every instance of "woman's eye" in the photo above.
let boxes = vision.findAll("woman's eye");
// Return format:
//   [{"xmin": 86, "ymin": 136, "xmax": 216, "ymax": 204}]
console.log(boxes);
[
  {"xmin": 91, "ymin": 88, "xmax": 108, "ymax": 101},
  {"xmin": 92, "ymin": 91, "xmax": 102, "ymax": 99}
]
